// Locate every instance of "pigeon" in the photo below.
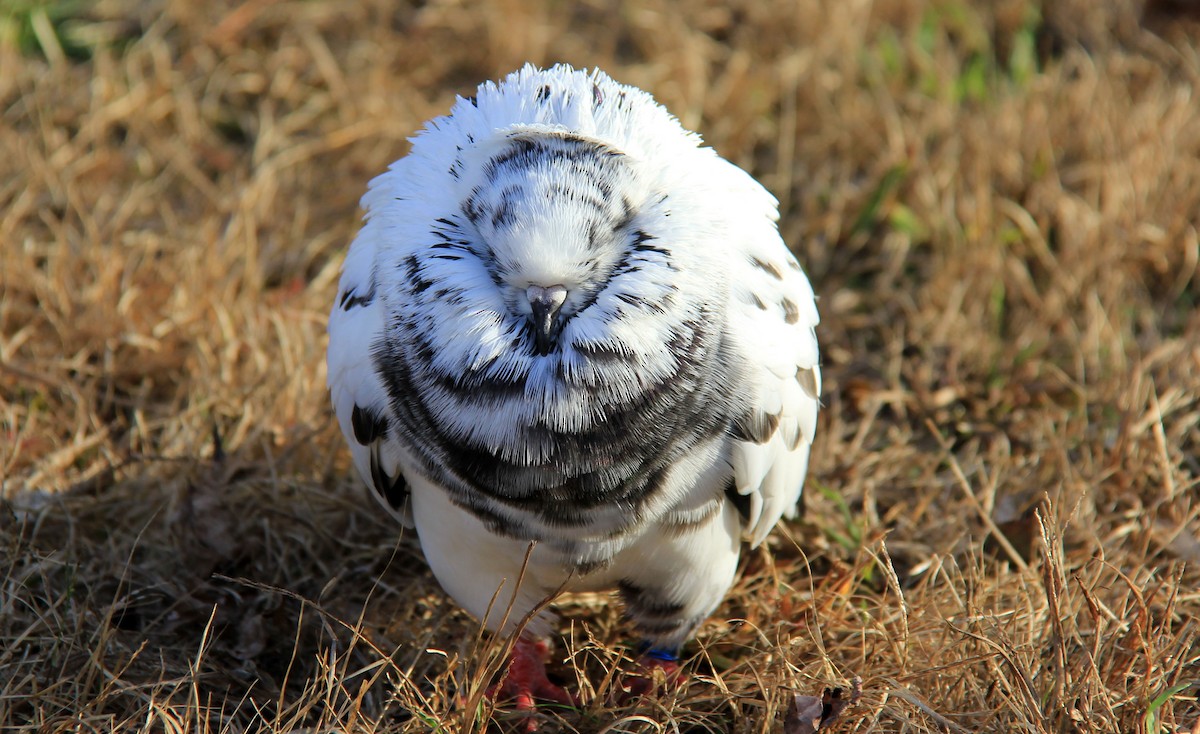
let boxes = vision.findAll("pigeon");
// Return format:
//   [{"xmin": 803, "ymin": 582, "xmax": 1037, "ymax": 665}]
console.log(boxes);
[{"xmin": 327, "ymin": 63, "xmax": 820, "ymax": 717}]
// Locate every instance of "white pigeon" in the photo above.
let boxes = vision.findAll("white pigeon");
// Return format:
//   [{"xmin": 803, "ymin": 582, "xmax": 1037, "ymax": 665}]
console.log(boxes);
[{"xmin": 327, "ymin": 63, "xmax": 820, "ymax": 714}]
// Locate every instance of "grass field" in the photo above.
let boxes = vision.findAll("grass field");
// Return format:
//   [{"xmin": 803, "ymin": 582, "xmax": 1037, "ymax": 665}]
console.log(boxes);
[{"xmin": 3, "ymin": 0, "xmax": 1199, "ymax": 731}]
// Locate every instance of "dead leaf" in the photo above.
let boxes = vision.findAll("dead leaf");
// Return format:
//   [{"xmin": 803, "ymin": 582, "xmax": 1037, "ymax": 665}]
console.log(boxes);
[
  {"xmin": 785, "ymin": 693, "xmax": 824, "ymax": 734},
  {"xmin": 784, "ymin": 676, "xmax": 863, "ymax": 733}
]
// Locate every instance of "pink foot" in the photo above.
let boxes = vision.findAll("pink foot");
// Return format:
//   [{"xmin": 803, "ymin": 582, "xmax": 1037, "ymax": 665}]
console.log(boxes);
[
  {"xmin": 487, "ymin": 638, "xmax": 576, "ymax": 730},
  {"xmin": 618, "ymin": 653, "xmax": 682, "ymax": 701}
]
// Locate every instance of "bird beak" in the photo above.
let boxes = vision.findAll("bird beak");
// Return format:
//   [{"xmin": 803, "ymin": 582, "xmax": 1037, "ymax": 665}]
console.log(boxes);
[{"xmin": 527, "ymin": 284, "xmax": 568, "ymax": 355}]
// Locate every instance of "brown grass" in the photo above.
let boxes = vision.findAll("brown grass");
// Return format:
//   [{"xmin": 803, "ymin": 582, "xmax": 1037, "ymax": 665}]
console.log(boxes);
[{"xmin": 2, "ymin": 0, "xmax": 1199, "ymax": 731}]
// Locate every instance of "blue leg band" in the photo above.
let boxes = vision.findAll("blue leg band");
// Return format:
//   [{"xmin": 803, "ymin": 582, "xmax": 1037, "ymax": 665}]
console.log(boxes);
[{"xmin": 637, "ymin": 642, "xmax": 679, "ymax": 662}]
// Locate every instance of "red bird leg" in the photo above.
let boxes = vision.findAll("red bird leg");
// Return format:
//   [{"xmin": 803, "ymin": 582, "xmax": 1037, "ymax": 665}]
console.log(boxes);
[
  {"xmin": 619, "ymin": 645, "xmax": 682, "ymax": 700},
  {"xmin": 487, "ymin": 637, "xmax": 576, "ymax": 728}
]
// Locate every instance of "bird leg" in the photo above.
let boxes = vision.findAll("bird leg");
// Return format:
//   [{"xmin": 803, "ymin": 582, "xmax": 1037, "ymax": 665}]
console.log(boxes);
[
  {"xmin": 487, "ymin": 637, "xmax": 576, "ymax": 728},
  {"xmin": 617, "ymin": 647, "xmax": 682, "ymax": 701}
]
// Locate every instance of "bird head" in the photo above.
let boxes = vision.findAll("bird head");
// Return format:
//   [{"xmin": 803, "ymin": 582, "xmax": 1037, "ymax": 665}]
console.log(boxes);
[{"xmin": 462, "ymin": 132, "xmax": 645, "ymax": 356}]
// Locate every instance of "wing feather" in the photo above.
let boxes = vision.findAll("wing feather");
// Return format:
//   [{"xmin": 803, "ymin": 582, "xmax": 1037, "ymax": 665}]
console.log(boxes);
[
  {"xmin": 716, "ymin": 161, "xmax": 821, "ymax": 548},
  {"xmin": 327, "ymin": 228, "xmax": 414, "ymax": 527}
]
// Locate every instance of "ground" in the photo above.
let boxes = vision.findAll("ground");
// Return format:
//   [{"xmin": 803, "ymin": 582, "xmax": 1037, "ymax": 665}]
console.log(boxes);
[{"xmin": 2, "ymin": 0, "xmax": 1199, "ymax": 732}]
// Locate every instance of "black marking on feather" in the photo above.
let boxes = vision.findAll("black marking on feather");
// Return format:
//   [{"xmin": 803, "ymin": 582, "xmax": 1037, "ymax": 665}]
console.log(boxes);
[
  {"xmin": 610, "ymin": 233, "xmax": 676, "ymax": 279},
  {"xmin": 462, "ymin": 189, "xmax": 484, "ymax": 225},
  {"xmin": 586, "ymin": 220, "xmax": 602, "ymax": 248},
  {"xmin": 624, "ymin": 585, "xmax": 705, "ymax": 642},
  {"xmin": 498, "ymin": 182, "xmax": 522, "ymax": 205},
  {"xmin": 660, "ymin": 497, "xmax": 722, "ymax": 538},
  {"xmin": 433, "ymin": 357, "xmax": 528, "ymax": 400},
  {"xmin": 466, "ymin": 95, "xmax": 478, "ymax": 107},
  {"xmin": 574, "ymin": 339, "xmax": 637, "ymax": 363},
  {"xmin": 614, "ymin": 292, "xmax": 643, "ymax": 308},
  {"xmin": 753, "ymin": 256, "xmax": 784, "ymax": 280},
  {"xmin": 619, "ymin": 581, "xmax": 686, "ymax": 619},
  {"xmin": 339, "ymin": 280, "xmax": 377, "ymax": 311},
  {"xmin": 724, "ymin": 479, "xmax": 752, "ymax": 523},
  {"xmin": 405, "ymin": 256, "xmax": 433, "ymax": 296},
  {"xmin": 368, "ymin": 443, "xmax": 408, "ymax": 510},
  {"xmin": 592, "ymin": 82, "xmax": 603, "ymax": 107},
  {"xmin": 351, "ymin": 403, "xmax": 389, "ymax": 445},
  {"xmin": 491, "ymin": 203, "xmax": 515, "ymax": 230},
  {"xmin": 630, "ymin": 231, "xmax": 671, "ymax": 258},
  {"xmin": 796, "ymin": 366, "xmax": 819, "ymax": 399},
  {"xmin": 573, "ymin": 557, "xmax": 611, "ymax": 576},
  {"xmin": 487, "ymin": 134, "xmax": 623, "ymax": 177},
  {"xmin": 614, "ymin": 196, "xmax": 637, "ymax": 230},
  {"xmin": 576, "ymin": 192, "xmax": 608, "ymax": 212},
  {"xmin": 781, "ymin": 297, "xmax": 800, "ymax": 324},
  {"xmin": 732, "ymin": 410, "xmax": 780, "ymax": 444},
  {"xmin": 537, "ymin": 84, "xmax": 552, "ymax": 103}
]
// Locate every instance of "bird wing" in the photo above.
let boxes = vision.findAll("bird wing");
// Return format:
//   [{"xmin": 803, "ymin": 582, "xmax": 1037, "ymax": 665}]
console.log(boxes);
[
  {"xmin": 327, "ymin": 226, "xmax": 414, "ymax": 527},
  {"xmin": 719, "ymin": 161, "xmax": 821, "ymax": 548}
]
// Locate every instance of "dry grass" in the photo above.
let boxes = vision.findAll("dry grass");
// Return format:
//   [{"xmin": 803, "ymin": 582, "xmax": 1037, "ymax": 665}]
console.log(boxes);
[{"xmin": 2, "ymin": 0, "xmax": 1199, "ymax": 731}]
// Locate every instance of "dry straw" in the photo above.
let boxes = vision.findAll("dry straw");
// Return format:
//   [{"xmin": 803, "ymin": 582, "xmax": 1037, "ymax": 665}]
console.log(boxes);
[{"xmin": 2, "ymin": 0, "xmax": 1198, "ymax": 731}]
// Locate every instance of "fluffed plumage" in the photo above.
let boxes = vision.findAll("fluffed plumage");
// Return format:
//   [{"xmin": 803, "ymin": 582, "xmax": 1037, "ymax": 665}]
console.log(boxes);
[{"xmin": 328, "ymin": 63, "xmax": 820, "ymax": 667}]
